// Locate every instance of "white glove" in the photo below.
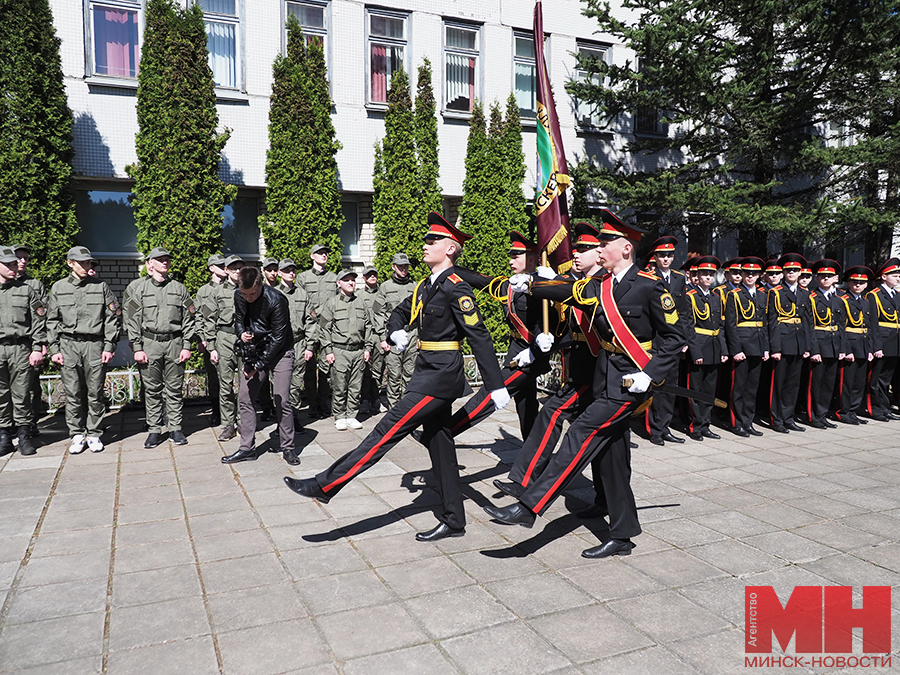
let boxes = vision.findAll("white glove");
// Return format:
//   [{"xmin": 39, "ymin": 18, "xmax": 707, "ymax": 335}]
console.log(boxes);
[
  {"xmin": 390, "ymin": 329, "xmax": 410, "ymax": 352},
  {"xmin": 535, "ymin": 332, "xmax": 554, "ymax": 353},
  {"xmin": 624, "ymin": 371, "xmax": 652, "ymax": 394},
  {"xmin": 508, "ymin": 274, "xmax": 530, "ymax": 293},
  {"xmin": 513, "ymin": 348, "xmax": 534, "ymax": 367},
  {"xmin": 490, "ymin": 388, "xmax": 511, "ymax": 411},
  {"xmin": 536, "ymin": 266, "xmax": 556, "ymax": 280}
]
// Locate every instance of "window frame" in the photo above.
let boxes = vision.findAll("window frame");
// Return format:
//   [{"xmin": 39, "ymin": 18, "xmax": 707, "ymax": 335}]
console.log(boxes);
[
  {"xmin": 197, "ymin": 0, "xmax": 244, "ymax": 92},
  {"xmin": 284, "ymin": 0, "xmax": 330, "ymax": 73},
  {"xmin": 442, "ymin": 20, "xmax": 481, "ymax": 117},
  {"xmin": 366, "ymin": 7, "xmax": 410, "ymax": 107},
  {"xmin": 84, "ymin": 0, "xmax": 143, "ymax": 81},
  {"xmin": 574, "ymin": 42, "xmax": 610, "ymax": 129},
  {"xmin": 512, "ymin": 30, "xmax": 548, "ymax": 120}
]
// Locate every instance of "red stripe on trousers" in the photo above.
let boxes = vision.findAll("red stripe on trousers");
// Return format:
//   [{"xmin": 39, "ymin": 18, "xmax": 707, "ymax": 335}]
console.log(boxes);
[
  {"xmin": 521, "ymin": 385, "xmax": 588, "ymax": 487},
  {"xmin": 729, "ymin": 361, "xmax": 737, "ymax": 427},
  {"xmin": 533, "ymin": 402, "xmax": 632, "ymax": 513},
  {"xmin": 451, "ymin": 370, "xmax": 523, "ymax": 434},
  {"xmin": 323, "ymin": 395, "xmax": 434, "ymax": 493},
  {"xmin": 807, "ymin": 364, "xmax": 814, "ymax": 422}
]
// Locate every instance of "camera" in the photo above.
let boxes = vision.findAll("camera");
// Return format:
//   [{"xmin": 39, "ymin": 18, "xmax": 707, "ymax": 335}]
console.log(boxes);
[{"xmin": 235, "ymin": 338, "xmax": 263, "ymax": 375}]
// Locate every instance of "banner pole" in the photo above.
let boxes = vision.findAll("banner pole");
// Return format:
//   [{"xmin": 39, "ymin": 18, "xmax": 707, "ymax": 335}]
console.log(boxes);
[{"xmin": 542, "ymin": 250, "xmax": 550, "ymax": 335}]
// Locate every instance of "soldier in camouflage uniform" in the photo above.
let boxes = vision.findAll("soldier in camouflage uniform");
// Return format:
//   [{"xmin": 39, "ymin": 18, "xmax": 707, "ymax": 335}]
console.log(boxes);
[
  {"xmin": 12, "ymin": 244, "xmax": 47, "ymax": 437},
  {"xmin": 360, "ymin": 265, "xmax": 385, "ymax": 414},
  {"xmin": 200, "ymin": 255, "xmax": 244, "ymax": 441},
  {"xmin": 297, "ymin": 243, "xmax": 337, "ymax": 418},
  {"xmin": 124, "ymin": 247, "xmax": 196, "ymax": 448},
  {"xmin": 376, "ymin": 253, "xmax": 418, "ymax": 407},
  {"xmin": 277, "ymin": 259, "xmax": 313, "ymax": 425},
  {"xmin": 195, "ymin": 254, "xmax": 225, "ymax": 427},
  {"xmin": 318, "ymin": 269, "xmax": 375, "ymax": 430},
  {"xmin": 47, "ymin": 247, "xmax": 121, "ymax": 454},
  {"xmin": 0, "ymin": 246, "xmax": 47, "ymax": 457}
]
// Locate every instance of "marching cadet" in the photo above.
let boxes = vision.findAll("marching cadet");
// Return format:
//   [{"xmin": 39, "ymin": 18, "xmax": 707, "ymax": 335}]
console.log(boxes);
[
  {"xmin": 806, "ymin": 259, "xmax": 845, "ymax": 429},
  {"xmin": 278, "ymin": 259, "xmax": 313, "ymax": 425},
  {"xmin": 297, "ymin": 244, "xmax": 337, "ymax": 419},
  {"xmin": 866, "ymin": 258, "xmax": 900, "ymax": 421},
  {"xmin": 685, "ymin": 256, "xmax": 727, "ymax": 440},
  {"xmin": 757, "ymin": 258, "xmax": 784, "ymax": 418},
  {"xmin": 714, "ymin": 258, "xmax": 744, "ymax": 412},
  {"xmin": 0, "ymin": 246, "xmax": 46, "ymax": 457},
  {"xmin": 195, "ymin": 254, "xmax": 225, "ymax": 427},
  {"xmin": 262, "ymin": 258, "xmax": 280, "ymax": 288},
  {"xmin": 835, "ymin": 266, "xmax": 874, "ymax": 425},
  {"xmin": 12, "ymin": 243, "xmax": 47, "ymax": 437},
  {"xmin": 767, "ymin": 253, "xmax": 811, "ymax": 433},
  {"xmin": 285, "ymin": 213, "xmax": 509, "ymax": 543},
  {"xmin": 646, "ymin": 235, "xmax": 693, "ymax": 446},
  {"xmin": 202, "ymin": 255, "xmax": 244, "ymax": 441},
  {"xmin": 124, "ymin": 247, "xmax": 196, "ymax": 448},
  {"xmin": 485, "ymin": 216, "xmax": 685, "ymax": 559},
  {"xmin": 318, "ymin": 270, "xmax": 375, "ymax": 430},
  {"xmin": 724, "ymin": 257, "xmax": 768, "ymax": 437},
  {"xmin": 359, "ymin": 265, "xmax": 385, "ymax": 415},
  {"xmin": 47, "ymin": 247, "xmax": 121, "ymax": 454},
  {"xmin": 798, "ymin": 267, "xmax": 813, "ymax": 291},
  {"xmin": 763, "ymin": 259, "xmax": 783, "ymax": 291},
  {"xmin": 376, "ymin": 253, "xmax": 418, "ymax": 407}
]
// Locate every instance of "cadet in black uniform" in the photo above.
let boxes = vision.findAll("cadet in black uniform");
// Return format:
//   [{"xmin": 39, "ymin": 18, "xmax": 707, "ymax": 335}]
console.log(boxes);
[
  {"xmin": 685, "ymin": 256, "xmax": 727, "ymax": 440},
  {"xmin": 724, "ymin": 257, "xmax": 769, "ymax": 437},
  {"xmin": 806, "ymin": 259, "xmax": 845, "ymax": 428},
  {"xmin": 866, "ymin": 258, "xmax": 900, "ymax": 421},
  {"xmin": 283, "ymin": 213, "xmax": 508, "ymax": 541},
  {"xmin": 836, "ymin": 266, "xmax": 874, "ymax": 425},
  {"xmin": 485, "ymin": 216, "xmax": 685, "ymax": 559}
]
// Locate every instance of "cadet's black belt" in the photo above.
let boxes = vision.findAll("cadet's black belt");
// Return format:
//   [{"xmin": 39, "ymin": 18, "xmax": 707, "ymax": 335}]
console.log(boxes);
[
  {"xmin": 143, "ymin": 329, "xmax": 183, "ymax": 342},
  {"xmin": 0, "ymin": 336, "xmax": 30, "ymax": 346},
  {"xmin": 61, "ymin": 333, "xmax": 103, "ymax": 342},
  {"xmin": 332, "ymin": 341, "xmax": 365, "ymax": 349}
]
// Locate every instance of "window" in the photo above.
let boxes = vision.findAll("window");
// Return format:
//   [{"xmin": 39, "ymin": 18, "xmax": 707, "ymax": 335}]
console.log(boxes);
[
  {"xmin": 199, "ymin": 0, "xmax": 240, "ymax": 89},
  {"xmin": 286, "ymin": 1, "xmax": 327, "ymax": 48},
  {"xmin": 574, "ymin": 43, "xmax": 608, "ymax": 128},
  {"xmin": 222, "ymin": 196, "xmax": 260, "ymax": 256},
  {"xmin": 88, "ymin": 1, "xmax": 141, "ymax": 78},
  {"xmin": 367, "ymin": 10, "xmax": 407, "ymax": 105},
  {"xmin": 75, "ymin": 190, "xmax": 139, "ymax": 255},
  {"xmin": 513, "ymin": 32, "xmax": 547, "ymax": 119},
  {"xmin": 444, "ymin": 23, "xmax": 479, "ymax": 114},
  {"xmin": 634, "ymin": 60, "xmax": 665, "ymax": 135},
  {"xmin": 340, "ymin": 201, "xmax": 359, "ymax": 258}
]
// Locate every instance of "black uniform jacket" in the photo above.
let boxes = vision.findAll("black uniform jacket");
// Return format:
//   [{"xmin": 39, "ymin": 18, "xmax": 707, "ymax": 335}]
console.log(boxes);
[
  {"xmin": 531, "ymin": 265, "xmax": 685, "ymax": 402},
  {"xmin": 767, "ymin": 284, "xmax": 811, "ymax": 355},
  {"xmin": 686, "ymin": 288, "xmax": 725, "ymax": 364},
  {"xmin": 658, "ymin": 269, "xmax": 696, "ymax": 344},
  {"xmin": 387, "ymin": 267, "xmax": 504, "ymax": 399},
  {"xmin": 840, "ymin": 291, "xmax": 873, "ymax": 359},
  {"xmin": 234, "ymin": 284, "xmax": 293, "ymax": 371},
  {"xmin": 724, "ymin": 285, "xmax": 769, "ymax": 357},
  {"xmin": 808, "ymin": 289, "xmax": 848, "ymax": 359},
  {"xmin": 866, "ymin": 285, "xmax": 900, "ymax": 357}
]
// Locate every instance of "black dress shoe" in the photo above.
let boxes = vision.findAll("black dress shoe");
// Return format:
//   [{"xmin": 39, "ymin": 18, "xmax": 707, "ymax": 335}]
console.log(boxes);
[
  {"xmin": 649, "ymin": 436, "xmax": 665, "ymax": 446},
  {"xmin": 630, "ymin": 441, "xmax": 638, "ymax": 448},
  {"xmin": 221, "ymin": 448, "xmax": 258, "ymax": 463},
  {"xmin": 732, "ymin": 427, "xmax": 750, "ymax": 438},
  {"xmin": 415, "ymin": 522, "xmax": 465, "ymax": 542},
  {"xmin": 283, "ymin": 476, "xmax": 330, "ymax": 503},
  {"xmin": 576, "ymin": 503, "xmax": 608, "ymax": 519},
  {"xmin": 888, "ymin": 412, "xmax": 900, "ymax": 420},
  {"xmin": 210, "ymin": 413, "xmax": 222, "ymax": 427},
  {"xmin": 483, "ymin": 502, "xmax": 535, "ymax": 528},
  {"xmin": 493, "ymin": 479, "xmax": 524, "ymax": 499},
  {"xmin": 582, "ymin": 538, "xmax": 635, "ymax": 559},
  {"xmin": 689, "ymin": 432, "xmax": 704, "ymax": 441},
  {"xmin": 855, "ymin": 416, "xmax": 868, "ymax": 424},
  {"xmin": 144, "ymin": 432, "xmax": 165, "ymax": 448},
  {"xmin": 785, "ymin": 420, "xmax": 805, "ymax": 432},
  {"xmin": 746, "ymin": 425, "xmax": 763, "ymax": 437},
  {"xmin": 871, "ymin": 413, "xmax": 889, "ymax": 422},
  {"xmin": 772, "ymin": 425, "xmax": 790, "ymax": 434},
  {"xmin": 171, "ymin": 430, "xmax": 188, "ymax": 445},
  {"xmin": 839, "ymin": 415, "xmax": 859, "ymax": 425},
  {"xmin": 807, "ymin": 420, "xmax": 827, "ymax": 429},
  {"xmin": 283, "ymin": 450, "xmax": 301, "ymax": 466},
  {"xmin": 661, "ymin": 431, "xmax": 685, "ymax": 444},
  {"xmin": 701, "ymin": 429, "xmax": 721, "ymax": 440}
]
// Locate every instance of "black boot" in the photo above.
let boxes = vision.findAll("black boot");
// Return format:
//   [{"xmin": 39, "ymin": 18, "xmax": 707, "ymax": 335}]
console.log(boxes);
[
  {"xmin": 17, "ymin": 426, "xmax": 36, "ymax": 456},
  {"xmin": 0, "ymin": 428, "xmax": 13, "ymax": 457}
]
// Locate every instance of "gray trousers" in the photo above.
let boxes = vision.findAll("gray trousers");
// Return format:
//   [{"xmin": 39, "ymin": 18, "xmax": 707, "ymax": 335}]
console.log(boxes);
[
  {"xmin": 60, "ymin": 339, "xmax": 106, "ymax": 437},
  {"xmin": 384, "ymin": 338, "xmax": 417, "ymax": 408},
  {"xmin": 239, "ymin": 349, "xmax": 294, "ymax": 453}
]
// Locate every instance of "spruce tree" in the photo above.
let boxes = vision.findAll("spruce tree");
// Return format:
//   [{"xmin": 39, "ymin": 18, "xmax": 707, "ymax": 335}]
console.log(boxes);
[
  {"xmin": 0, "ymin": 0, "xmax": 77, "ymax": 282},
  {"xmin": 415, "ymin": 59, "xmax": 442, "ymax": 214},
  {"xmin": 262, "ymin": 17, "xmax": 342, "ymax": 268},
  {"xmin": 500, "ymin": 94, "xmax": 529, "ymax": 239},
  {"xmin": 126, "ymin": 0, "xmax": 236, "ymax": 294}
]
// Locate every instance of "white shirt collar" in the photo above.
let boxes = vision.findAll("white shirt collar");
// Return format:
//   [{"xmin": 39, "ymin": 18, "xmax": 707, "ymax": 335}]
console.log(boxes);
[{"xmin": 613, "ymin": 264, "xmax": 634, "ymax": 284}]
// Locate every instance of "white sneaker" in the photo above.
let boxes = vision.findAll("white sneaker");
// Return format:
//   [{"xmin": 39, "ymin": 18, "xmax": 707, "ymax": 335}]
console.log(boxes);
[
  {"xmin": 87, "ymin": 436, "xmax": 104, "ymax": 453},
  {"xmin": 347, "ymin": 418, "xmax": 362, "ymax": 430},
  {"xmin": 335, "ymin": 419, "xmax": 348, "ymax": 431},
  {"xmin": 68, "ymin": 434, "xmax": 86, "ymax": 454}
]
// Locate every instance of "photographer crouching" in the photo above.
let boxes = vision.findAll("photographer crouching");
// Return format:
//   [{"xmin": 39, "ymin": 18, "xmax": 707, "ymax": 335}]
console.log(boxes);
[{"xmin": 221, "ymin": 266, "xmax": 300, "ymax": 466}]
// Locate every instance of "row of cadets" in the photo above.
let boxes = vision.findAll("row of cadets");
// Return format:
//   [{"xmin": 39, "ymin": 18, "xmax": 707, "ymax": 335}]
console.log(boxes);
[
  {"xmin": 866, "ymin": 257, "xmax": 900, "ymax": 421},
  {"xmin": 806, "ymin": 259, "xmax": 845, "ymax": 428}
]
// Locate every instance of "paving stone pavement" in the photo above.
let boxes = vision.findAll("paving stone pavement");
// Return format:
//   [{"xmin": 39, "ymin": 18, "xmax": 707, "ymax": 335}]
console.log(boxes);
[{"xmin": 1, "ymin": 401, "xmax": 899, "ymax": 674}]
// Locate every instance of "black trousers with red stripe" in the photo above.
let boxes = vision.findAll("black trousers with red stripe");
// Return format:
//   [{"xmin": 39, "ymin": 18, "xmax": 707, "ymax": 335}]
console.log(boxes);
[
  {"xmin": 687, "ymin": 362, "xmax": 718, "ymax": 434},
  {"xmin": 450, "ymin": 367, "xmax": 538, "ymax": 440},
  {"xmin": 647, "ymin": 361, "xmax": 680, "ymax": 438},
  {"xmin": 518, "ymin": 395, "xmax": 641, "ymax": 540},
  {"xmin": 808, "ymin": 357, "xmax": 839, "ymax": 423},
  {"xmin": 770, "ymin": 354, "xmax": 804, "ymax": 427},
  {"xmin": 868, "ymin": 355, "xmax": 898, "ymax": 417},
  {"xmin": 730, "ymin": 356, "xmax": 762, "ymax": 430},
  {"xmin": 314, "ymin": 393, "xmax": 466, "ymax": 529},
  {"xmin": 837, "ymin": 357, "xmax": 867, "ymax": 419},
  {"xmin": 508, "ymin": 383, "xmax": 594, "ymax": 488}
]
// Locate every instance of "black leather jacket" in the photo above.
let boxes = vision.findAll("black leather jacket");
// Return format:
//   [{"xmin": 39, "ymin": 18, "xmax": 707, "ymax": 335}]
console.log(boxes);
[{"xmin": 234, "ymin": 284, "xmax": 292, "ymax": 371}]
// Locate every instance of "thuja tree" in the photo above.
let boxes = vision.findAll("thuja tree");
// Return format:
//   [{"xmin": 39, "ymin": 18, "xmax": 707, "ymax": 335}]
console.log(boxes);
[
  {"xmin": 0, "ymin": 0, "xmax": 77, "ymax": 282},
  {"xmin": 415, "ymin": 59, "xmax": 442, "ymax": 214},
  {"xmin": 499, "ymin": 94, "xmax": 529, "ymax": 240},
  {"xmin": 126, "ymin": 0, "xmax": 236, "ymax": 294},
  {"xmin": 261, "ymin": 16, "xmax": 342, "ymax": 268}
]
